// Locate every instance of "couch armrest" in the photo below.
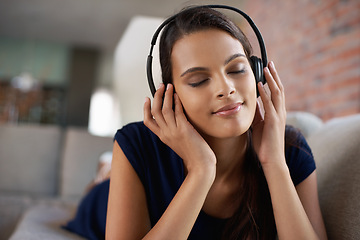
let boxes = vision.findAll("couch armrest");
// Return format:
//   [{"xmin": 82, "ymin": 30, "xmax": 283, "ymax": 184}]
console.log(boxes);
[
  {"xmin": 286, "ymin": 111, "xmax": 323, "ymax": 139},
  {"xmin": 308, "ymin": 114, "xmax": 360, "ymax": 239}
]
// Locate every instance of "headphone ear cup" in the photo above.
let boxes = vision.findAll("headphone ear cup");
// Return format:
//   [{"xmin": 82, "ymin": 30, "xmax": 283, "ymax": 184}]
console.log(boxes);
[
  {"xmin": 250, "ymin": 56, "xmax": 264, "ymax": 97},
  {"xmin": 250, "ymin": 56, "xmax": 263, "ymax": 83}
]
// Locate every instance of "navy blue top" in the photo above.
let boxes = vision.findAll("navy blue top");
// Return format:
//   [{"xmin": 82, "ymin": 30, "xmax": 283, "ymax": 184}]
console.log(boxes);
[
  {"xmin": 115, "ymin": 121, "xmax": 316, "ymax": 239},
  {"xmin": 63, "ymin": 121, "xmax": 315, "ymax": 240}
]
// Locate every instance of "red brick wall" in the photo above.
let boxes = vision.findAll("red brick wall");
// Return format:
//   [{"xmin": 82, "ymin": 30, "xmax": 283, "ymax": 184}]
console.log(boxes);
[{"xmin": 241, "ymin": 0, "xmax": 360, "ymax": 120}]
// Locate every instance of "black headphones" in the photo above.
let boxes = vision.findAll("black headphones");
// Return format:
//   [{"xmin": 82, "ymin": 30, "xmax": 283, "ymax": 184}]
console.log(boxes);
[{"xmin": 146, "ymin": 4, "xmax": 268, "ymax": 97}]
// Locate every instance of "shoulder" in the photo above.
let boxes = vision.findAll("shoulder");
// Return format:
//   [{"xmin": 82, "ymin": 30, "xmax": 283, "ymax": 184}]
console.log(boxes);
[
  {"xmin": 113, "ymin": 121, "xmax": 182, "ymax": 184},
  {"xmin": 115, "ymin": 121, "xmax": 152, "ymax": 139},
  {"xmin": 284, "ymin": 125, "xmax": 316, "ymax": 186},
  {"xmin": 114, "ymin": 122, "xmax": 161, "ymax": 165},
  {"xmin": 114, "ymin": 121, "xmax": 158, "ymax": 147}
]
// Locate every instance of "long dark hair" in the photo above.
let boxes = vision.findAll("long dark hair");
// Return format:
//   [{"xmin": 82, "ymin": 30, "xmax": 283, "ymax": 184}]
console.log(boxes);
[{"xmin": 158, "ymin": 6, "xmax": 277, "ymax": 239}]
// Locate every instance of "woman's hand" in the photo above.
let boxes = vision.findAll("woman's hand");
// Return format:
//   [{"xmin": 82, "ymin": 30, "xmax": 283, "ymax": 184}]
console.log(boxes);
[
  {"xmin": 251, "ymin": 62, "xmax": 324, "ymax": 240},
  {"xmin": 144, "ymin": 83, "xmax": 216, "ymax": 174},
  {"xmin": 251, "ymin": 61, "xmax": 287, "ymax": 168}
]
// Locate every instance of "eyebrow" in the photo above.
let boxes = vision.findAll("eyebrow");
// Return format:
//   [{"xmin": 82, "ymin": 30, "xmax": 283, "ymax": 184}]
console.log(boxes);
[
  {"xmin": 180, "ymin": 53, "xmax": 246, "ymax": 78},
  {"xmin": 224, "ymin": 53, "xmax": 246, "ymax": 65},
  {"xmin": 180, "ymin": 67, "xmax": 209, "ymax": 77}
]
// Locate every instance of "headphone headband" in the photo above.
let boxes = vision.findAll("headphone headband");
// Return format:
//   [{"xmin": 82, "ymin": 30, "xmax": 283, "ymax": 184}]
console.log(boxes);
[{"xmin": 147, "ymin": 5, "xmax": 267, "ymax": 97}]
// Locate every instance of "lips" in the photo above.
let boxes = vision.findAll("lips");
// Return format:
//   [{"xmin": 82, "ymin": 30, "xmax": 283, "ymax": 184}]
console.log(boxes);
[{"xmin": 213, "ymin": 102, "xmax": 243, "ymax": 116}]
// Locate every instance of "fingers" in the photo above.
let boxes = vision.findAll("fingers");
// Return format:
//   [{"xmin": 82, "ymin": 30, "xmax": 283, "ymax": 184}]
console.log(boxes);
[
  {"xmin": 260, "ymin": 61, "xmax": 286, "ymax": 117},
  {"xmin": 144, "ymin": 96, "xmax": 159, "ymax": 133},
  {"xmin": 174, "ymin": 92, "xmax": 187, "ymax": 124},
  {"xmin": 151, "ymin": 83, "xmax": 167, "ymax": 127},
  {"xmin": 268, "ymin": 61, "xmax": 283, "ymax": 93},
  {"xmin": 144, "ymin": 84, "xmax": 166, "ymax": 135},
  {"xmin": 143, "ymin": 83, "xmax": 178, "ymax": 134},
  {"xmin": 162, "ymin": 84, "xmax": 176, "ymax": 128}
]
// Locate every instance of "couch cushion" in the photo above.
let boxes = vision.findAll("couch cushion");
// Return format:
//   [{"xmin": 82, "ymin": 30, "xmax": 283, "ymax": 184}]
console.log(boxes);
[
  {"xmin": 0, "ymin": 194, "xmax": 34, "ymax": 240},
  {"xmin": 59, "ymin": 127, "xmax": 113, "ymax": 199},
  {"xmin": 308, "ymin": 114, "xmax": 360, "ymax": 239},
  {"xmin": 9, "ymin": 201, "xmax": 84, "ymax": 240},
  {"xmin": 0, "ymin": 124, "xmax": 62, "ymax": 196}
]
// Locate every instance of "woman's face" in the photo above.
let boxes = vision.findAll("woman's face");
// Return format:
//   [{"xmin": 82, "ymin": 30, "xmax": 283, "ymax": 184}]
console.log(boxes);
[{"xmin": 171, "ymin": 29, "xmax": 257, "ymax": 139}]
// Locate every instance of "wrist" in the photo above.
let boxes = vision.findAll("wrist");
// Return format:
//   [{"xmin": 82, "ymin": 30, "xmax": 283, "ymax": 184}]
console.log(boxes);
[
  {"xmin": 261, "ymin": 158, "xmax": 289, "ymax": 178},
  {"xmin": 186, "ymin": 162, "xmax": 216, "ymax": 185}
]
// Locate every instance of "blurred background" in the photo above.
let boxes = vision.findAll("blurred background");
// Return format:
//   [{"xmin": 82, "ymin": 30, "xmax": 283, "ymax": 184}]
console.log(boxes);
[{"xmin": 0, "ymin": 0, "xmax": 359, "ymax": 136}]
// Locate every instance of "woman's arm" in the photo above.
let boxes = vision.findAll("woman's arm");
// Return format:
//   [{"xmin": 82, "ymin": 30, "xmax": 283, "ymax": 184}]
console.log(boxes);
[
  {"xmin": 106, "ymin": 141, "xmax": 215, "ymax": 240},
  {"xmin": 252, "ymin": 61, "xmax": 327, "ymax": 240},
  {"xmin": 106, "ymin": 141, "xmax": 151, "ymax": 239},
  {"xmin": 143, "ymin": 158, "xmax": 215, "ymax": 240},
  {"xmin": 106, "ymin": 84, "xmax": 217, "ymax": 240},
  {"xmin": 296, "ymin": 171, "xmax": 328, "ymax": 240},
  {"xmin": 262, "ymin": 161, "xmax": 326, "ymax": 240}
]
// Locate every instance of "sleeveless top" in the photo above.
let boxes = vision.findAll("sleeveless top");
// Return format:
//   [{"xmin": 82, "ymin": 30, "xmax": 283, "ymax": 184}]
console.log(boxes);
[{"xmin": 114, "ymin": 121, "xmax": 316, "ymax": 239}]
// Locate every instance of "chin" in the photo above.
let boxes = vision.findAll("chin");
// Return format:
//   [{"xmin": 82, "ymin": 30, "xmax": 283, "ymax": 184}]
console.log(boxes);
[
  {"xmin": 188, "ymin": 112, "xmax": 254, "ymax": 139},
  {"xmin": 200, "ymin": 122, "xmax": 251, "ymax": 140}
]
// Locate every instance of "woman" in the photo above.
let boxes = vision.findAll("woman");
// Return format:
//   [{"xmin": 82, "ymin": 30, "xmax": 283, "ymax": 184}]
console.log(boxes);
[{"xmin": 106, "ymin": 6, "xmax": 327, "ymax": 240}]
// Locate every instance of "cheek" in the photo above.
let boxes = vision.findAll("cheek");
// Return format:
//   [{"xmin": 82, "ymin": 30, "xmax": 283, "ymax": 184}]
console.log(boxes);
[
  {"xmin": 173, "ymin": 82, "xmax": 203, "ymax": 113},
  {"xmin": 177, "ymin": 92, "xmax": 206, "ymax": 123},
  {"xmin": 247, "ymin": 71, "xmax": 257, "ymax": 90},
  {"xmin": 238, "ymin": 75, "xmax": 258, "ymax": 118},
  {"xmin": 178, "ymin": 94, "xmax": 199, "ymax": 114},
  {"xmin": 248, "ymin": 80, "xmax": 258, "ymax": 110},
  {"xmin": 237, "ymin": 74, "xmax": 257, "ymax": 98}
]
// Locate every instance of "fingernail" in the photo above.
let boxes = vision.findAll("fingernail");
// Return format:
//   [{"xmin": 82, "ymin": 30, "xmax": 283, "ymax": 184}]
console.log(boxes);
[
  {"xmin": 157, "ymin": 83, "xmax": 164, "ymax": 89},
  {"xmin": 269, "ymin": 61, "xmax": 274, "ymax": 68},
  {"xmin": 166, "ymin": 83, "xmax": 171, "ymax": 90}
]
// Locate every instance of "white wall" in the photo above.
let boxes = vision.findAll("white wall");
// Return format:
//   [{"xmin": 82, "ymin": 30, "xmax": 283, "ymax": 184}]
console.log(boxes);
[{"xmin": 114, "ymin": 16, "xmax": 163, "ymax": 126}]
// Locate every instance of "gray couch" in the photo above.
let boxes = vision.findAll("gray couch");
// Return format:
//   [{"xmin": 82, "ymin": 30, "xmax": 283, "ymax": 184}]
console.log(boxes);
[
  {"xmin": 0, "ymin": 125, "xmax": 113, "ymax": 240},
  {"xmin": 0, "ymin": 112, "xmax": 359, "ymax": 239}
]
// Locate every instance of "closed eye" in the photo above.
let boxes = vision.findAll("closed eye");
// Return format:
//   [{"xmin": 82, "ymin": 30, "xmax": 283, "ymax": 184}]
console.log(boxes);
[
  {"xmin": 228, "ymin": 69, "xmax": 245, "ymax": 75},
  {"xmin": 189, "ymin": 79, "xmax": 209, "ymax": 87}
]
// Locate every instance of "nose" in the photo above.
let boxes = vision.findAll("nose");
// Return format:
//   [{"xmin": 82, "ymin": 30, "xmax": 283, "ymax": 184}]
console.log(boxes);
[{"xmin": 215, "ymin": 74, "xmax": 236, "ymax": 99}]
